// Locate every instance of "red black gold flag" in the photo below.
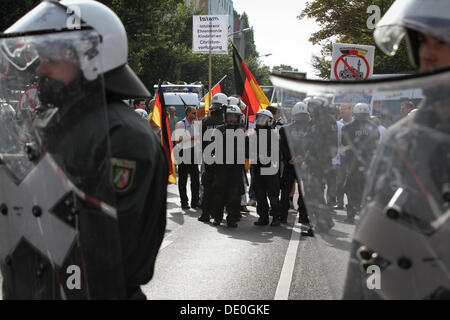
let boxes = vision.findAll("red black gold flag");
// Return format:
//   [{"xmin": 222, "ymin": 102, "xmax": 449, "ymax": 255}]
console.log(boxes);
[
  {"xmin": 232, "ymin": 44, "xmax": 270, "ymax": 119},
  {"xmin": 204, "ymin": 83, "xmax": 222, "ymax": 112},
  {"xmin": 152, "ymin": 84, "xmax": 177, "ymax": 184}
]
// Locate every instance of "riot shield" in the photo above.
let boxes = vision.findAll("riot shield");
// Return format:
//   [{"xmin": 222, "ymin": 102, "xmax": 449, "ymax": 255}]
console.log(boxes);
[
  {"xmin": 0, "ymin": 28, "xmax": 126, "ymax": 299},
  {"xmin": 271, "ymin": 67, "xmax": 450, "ymax": 299}
]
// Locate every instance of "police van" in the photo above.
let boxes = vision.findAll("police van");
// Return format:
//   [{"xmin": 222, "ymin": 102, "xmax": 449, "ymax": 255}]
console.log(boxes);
[{"xmin": 153, "ymin": 82, "xmax": 204, "ymax": 119}]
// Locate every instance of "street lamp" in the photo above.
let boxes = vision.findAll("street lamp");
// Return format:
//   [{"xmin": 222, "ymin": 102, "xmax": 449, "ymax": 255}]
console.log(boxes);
[
  {"xmin": 229, "ymin": 27, "xmax": 252, "ymax": 58},
  {"xmin": 228, "ymin": 27, "xmax": 251, "ymax": 37},
  {"xmin": 247, "ymin": 53, "xmax": 272, "ymax": 63}
]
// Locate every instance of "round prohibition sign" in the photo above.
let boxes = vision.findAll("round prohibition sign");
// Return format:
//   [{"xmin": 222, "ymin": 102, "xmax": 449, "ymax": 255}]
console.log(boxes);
[
  {"xmin": 19, "ymin": 83, "xmax": 40, "ymax": 114},
  {"xmin": 334, "ymin": 53, "xmax": 370, "ymax": 80}
]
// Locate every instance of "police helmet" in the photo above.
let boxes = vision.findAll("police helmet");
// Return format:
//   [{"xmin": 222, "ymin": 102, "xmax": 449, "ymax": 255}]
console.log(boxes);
[
  {"xmin": 134, "ymin": 108, "xmax": 148, "ymax": 120},
  {"xmin": 353, "ymin": 103, "xmax": 371, "ymax": 120},
  {"xmin": 292, "ymin": 102, "xmax": 309, "ymax": 116},
  {"xmin": 225, "ymin": 104, "xmax": 244, "ymax": 127},
  {"xmin": 303, "ymin": 97, "xmax": 313, "ymax": 104},
  {"xmin": 228, "ymin": 96, "xmax": 247, "ymax": 111},
  {"xmin": 3, "ymin": 0, "xmax": 150, "ymax": 98},
  {"xmin": 210, "ymin": 93, "xmax": 228, "ymax": 111},
  {"xmin": 292, "ymin": 102, "xmax": 310, "ymax": 122},
  {"xmin": 353, "ymin": 103, "xmax": 370, "ymax": 114},
  {"xmin": 255, "ymin": 109, "xmax": 274, "ymax": 128},
  {"xmin": 307, "ymin": 97, "xmax": 328, "ymax": 114},
  {"xmin": 374, "ymin": 0, "xmax": 450, "ymax": 68}
]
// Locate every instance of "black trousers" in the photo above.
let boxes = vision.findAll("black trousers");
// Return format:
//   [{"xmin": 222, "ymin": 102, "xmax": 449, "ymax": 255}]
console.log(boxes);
[
  {"xmin": 335, "ymin": 164, "xmax": 346, "ymax": 206},
  {"xmin": 325, "ymin": 165, "xmax": 337, "ymax": 205},
  {"xmin": 303, "ymin": 168, "xmax": 334, "ymax": 230},
  {"xmin": 254, "ymin": 170, "xmax": 281, "ymax": 222},
  {"xmin": 178, "ymin": 148, "xmax": 200, "ymax": 206},
  {"xmin": 344, "ymin": 168, "xmax": 366, "ymax": 218},
  {"xmin": 210, "ymin": 166, "xmax": 243, "ymax": 224},
  {"xmin": 280, "ymin": 165, "xmax": 307, "ymax": 219},
  {"xmin": 199, "ymin": 164, "xmax": 216, "ymax": 218}
]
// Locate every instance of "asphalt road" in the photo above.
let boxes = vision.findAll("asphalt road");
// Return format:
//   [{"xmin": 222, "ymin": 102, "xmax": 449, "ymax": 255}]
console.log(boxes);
[
  {"xmin": 142, "ymin": 180, "xmax": 356, "ymax": 300},
  {"xmin": 0, "ymin": 175, "xmax": 356, "ymax": 300}
]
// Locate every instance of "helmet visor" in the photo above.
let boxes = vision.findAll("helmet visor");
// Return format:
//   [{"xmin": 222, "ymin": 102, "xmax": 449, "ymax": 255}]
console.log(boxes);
[
  {"xmin": 271, "ymin": 68, "xmax": 450, "ymax": 300},
  {"xmin": 255, "ymin": 113, "xmax": 272, "ymax": 127},
  {"xmin": 225, "ymin": 113, "xmax": 242, "ymax": 126},
  {"xmin": 375, "ymin": 0, "xmax": 450, "ymax": 56},
  {"xmin": 0, "ymin": 29, "xmax": 101, "ymax": 82},
  {"xmin": 0, "ymin": 29, "xmax": 128, "ymax": 299}
]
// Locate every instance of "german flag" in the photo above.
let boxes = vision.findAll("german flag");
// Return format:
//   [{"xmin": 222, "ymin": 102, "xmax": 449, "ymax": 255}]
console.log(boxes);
[
  {"xmin": 152, "ymin": 83, "xmax": 177, "ymax": 184},
  {"xmin": 204, "ymin": 83, "xmax": 222, "ymax": 113},
  {"xmin": 232, "ymin": 44, "xmax": 270, "ymax": 119}
]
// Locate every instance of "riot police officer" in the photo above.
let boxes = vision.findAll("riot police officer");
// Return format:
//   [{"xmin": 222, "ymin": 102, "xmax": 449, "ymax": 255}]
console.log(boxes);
[
  {"xmin": 300, "ymin": 97, "xmax": 338, "ymax": 234},
  {"xmin": 209, "ymin": 104, "xmax": 246, "ymax": 228},
  {"xmin": 279, "ymin": 102, "xmax": 309, "ymax": 224},
  {"xmin": 198, "ymin": 93, "xmax": 227, "ymax": 222},
  {"xmin": 341, "ymin": 103, "xmax": 379, "ymax": 223},
  {"xmin": 343, "ymin": 0, "xmax": 450, "ymax": 299},
  {"xmin": 251, "ymin": 109, "xmax": 282, "ymax": 227},
  {"xmin": 0, "ymin": 0, "xmax": 167, "ymax": 299}
]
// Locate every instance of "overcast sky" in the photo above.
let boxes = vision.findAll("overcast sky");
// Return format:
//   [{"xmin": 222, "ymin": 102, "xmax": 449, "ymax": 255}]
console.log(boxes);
[{"xmin": 233, "ymin": 0, "xmax": 323, "ymax": 79}]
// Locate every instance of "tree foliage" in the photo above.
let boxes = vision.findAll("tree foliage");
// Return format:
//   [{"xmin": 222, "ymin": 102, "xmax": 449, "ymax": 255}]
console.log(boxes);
[
  {"xmin": 0, "ymin": 0, "xmax": 41, "ymax": 31},
  {"xmin": 100, "ymin": 0, "xmax": 271, "ymax": 94},
  {"xmin": 0, "ymin": 0, "xmax": 271, "ymax": 96},
  {"xmin": 298, "ymin": 0, "xmax": 415, "ymax": 79}
]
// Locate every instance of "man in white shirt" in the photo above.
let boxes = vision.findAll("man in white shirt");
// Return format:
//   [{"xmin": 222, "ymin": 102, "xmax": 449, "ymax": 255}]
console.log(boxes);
[
  {"xmin": 174, "ymin": 106, "xmax": 201, "ymax": 209},
  {"xmin": 332, "ymin": 104, "xmax": 353, "ymax": 209},
  {"xmin": 370, "ymin": 116, "xmax": 387, "ymax": 143}
]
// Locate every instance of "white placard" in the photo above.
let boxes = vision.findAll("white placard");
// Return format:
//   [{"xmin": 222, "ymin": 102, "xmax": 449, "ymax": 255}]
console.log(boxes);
[
  {"xmin": 193, "ymin": 15, "xmax": 229, "ymax": 55},
  {"xmin": 330, "ymin": 43, "xmax": 375, "ymax": 80}
]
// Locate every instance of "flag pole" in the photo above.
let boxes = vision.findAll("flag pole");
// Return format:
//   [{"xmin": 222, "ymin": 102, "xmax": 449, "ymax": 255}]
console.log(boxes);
[
  {"xmin": 208, "ymin": 22, "xmax": 212, "ymax": 113},
  {"xmin": 245, "ymin": 100, "xmax": 249, "ymax": 131},
  {"xmin": 208, "ymin": 51, "xmax": 212, "ymax": 108},
  {"xmin": 201, "ymin": 74, "xmax": 227, "ymax": 101}
]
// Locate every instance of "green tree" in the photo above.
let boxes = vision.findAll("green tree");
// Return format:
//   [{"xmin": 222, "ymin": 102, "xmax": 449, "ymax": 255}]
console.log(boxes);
[
  {"xmin": 0, "ymin": 1, "xmax": 271, "ymax": 97},
  {"xmin": 0, "ymin": 0, "xmax": 41, "ymax": 31},
  {"xmin": 298, "ymin": 0, "xmax": 415, "ymax": 79}
]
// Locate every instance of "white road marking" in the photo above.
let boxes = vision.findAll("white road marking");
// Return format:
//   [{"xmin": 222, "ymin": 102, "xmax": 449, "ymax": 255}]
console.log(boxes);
[{"xmin": 274, "ymin": 212, "xmax": 302, "ymax": 300}]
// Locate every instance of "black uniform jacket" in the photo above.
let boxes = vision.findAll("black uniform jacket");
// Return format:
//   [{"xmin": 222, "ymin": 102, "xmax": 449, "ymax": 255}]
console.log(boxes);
[{"xmin": 1, "ymin": 96, "xmax": 167, "ymax": 300}]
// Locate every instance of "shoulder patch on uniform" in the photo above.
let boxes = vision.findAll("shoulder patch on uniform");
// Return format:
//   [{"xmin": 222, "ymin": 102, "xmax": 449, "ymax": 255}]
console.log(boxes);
[{"xmin": 111, "ymin": 158, "xmax": 136, "ymax": 192}]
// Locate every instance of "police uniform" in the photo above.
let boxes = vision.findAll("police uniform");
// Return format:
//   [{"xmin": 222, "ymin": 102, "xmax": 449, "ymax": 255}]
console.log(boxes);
[
  {"xmin": 198, "ymin": 110, "xmax": 224, "ymax": 222},
  {"xmin": 1, "ymin": 94, "xmax": 168, "ymax": 300},
  {"xmin": 341, "ymin": 117, "xmax": 379, "ymax": 221},
  {"xmin": 0, "ymin": 0, "xmax": 168, "ymax": 300},
  {"xmin": 252, "ymin": 127, "xmax": 282, "ymax": 226},
  {"xmin": 302, "ymin": 110, "xmax": 337, "ymax": 232},
  {"xmin": 209, "ymin": 125, "xmax": 246, "ymax": 227},
  {"xmin": 279, "ymin": 122, "xmax": 308, "ymax": 223},
  {"xmin": 343, "ymin": 105, "xmax": 450, "ymax": 299}
]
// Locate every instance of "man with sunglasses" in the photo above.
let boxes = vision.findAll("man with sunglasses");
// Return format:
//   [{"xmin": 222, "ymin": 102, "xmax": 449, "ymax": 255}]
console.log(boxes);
[{"xmin": 175, "ymin": 106, "xmax": 201, "ymax": 210}]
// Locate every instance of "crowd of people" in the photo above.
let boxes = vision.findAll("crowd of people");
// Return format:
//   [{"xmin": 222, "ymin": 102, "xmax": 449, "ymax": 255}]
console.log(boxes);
[{"xmin": 131, "ymin": 92, "xmax": 417, "ymax": 234}]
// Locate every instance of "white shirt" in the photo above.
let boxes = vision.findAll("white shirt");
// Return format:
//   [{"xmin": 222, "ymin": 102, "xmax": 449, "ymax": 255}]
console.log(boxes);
[
  {"xmin": 332, "ymin": 120, "xmax": 344, "ymax": 166},
  {"xmin": 174, "ymin": 118, "xmax": 200, "ymax": 150},
  {"xmin": 378, "ymin": 125, "xmax": 387, "ymax": 143}
]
